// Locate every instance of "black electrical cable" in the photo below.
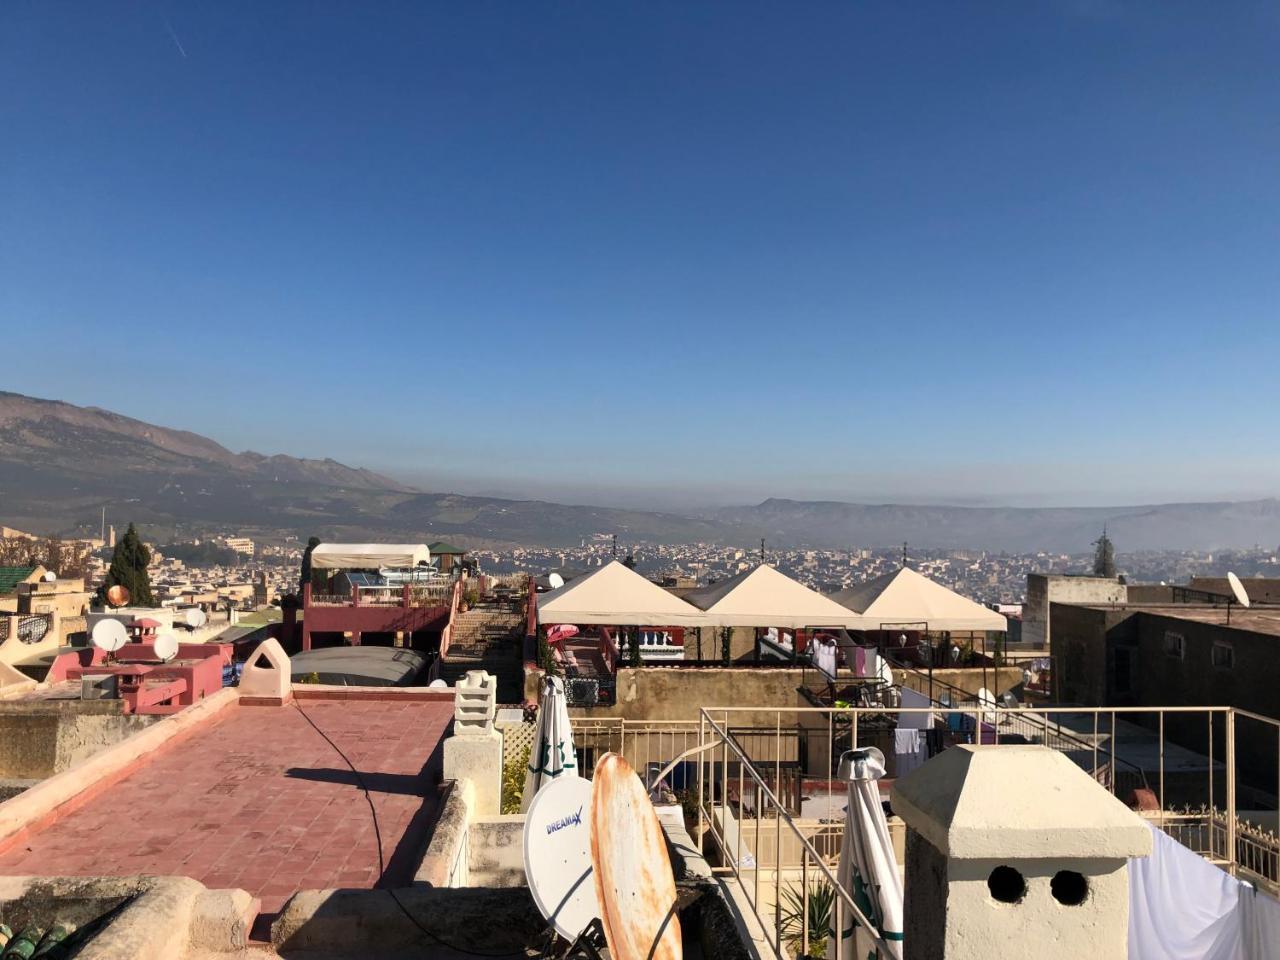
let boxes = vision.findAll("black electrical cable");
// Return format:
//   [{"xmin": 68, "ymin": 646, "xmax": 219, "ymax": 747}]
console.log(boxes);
[{"xmin": 290, "ymin": 699, "xmax": 527, "ymax": 959}]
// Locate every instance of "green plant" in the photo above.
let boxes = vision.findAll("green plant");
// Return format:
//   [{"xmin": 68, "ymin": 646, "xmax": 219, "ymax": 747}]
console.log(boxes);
[
  {"xmin": 720, "ymin": 626, "xmax": 734, "ymax": 665},
  {"xmin": 295, "ymin": 671, "xmax": 321, "ymax": 685},
  {"xmin": 779, "ymin": 881, "xmax": 836, "ymax": 959},
  {"xmin": 674, "ymin": 788, "xmax": 700, "ymax": 835},
  {"xmin": 538, "ymin": 631, "xmax": 559, "ymax": 676},
  {"xmin": 464, "ymin": 587, "xmax": 480, "ymax": 608},
  {"xmin": 102, "ymin": 522, "xmax": 155, "ymax": 607},
  {"xmin": 501, "ymin": 743, "xmax": 532, "ymax": 814}
]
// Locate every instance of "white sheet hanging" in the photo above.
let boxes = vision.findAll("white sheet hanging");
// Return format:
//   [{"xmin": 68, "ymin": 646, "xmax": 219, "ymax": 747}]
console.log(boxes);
[
  {"xmin": 892, "ymin": 728, "xmax": 927, "ymax": 778},
  {"xmin": 898, "ymin": 687, "xmax": 933, "ymax": 731},
  {"xmin": 1128, "ymin": 822, "xmax": 1242, "ymax": 960}
]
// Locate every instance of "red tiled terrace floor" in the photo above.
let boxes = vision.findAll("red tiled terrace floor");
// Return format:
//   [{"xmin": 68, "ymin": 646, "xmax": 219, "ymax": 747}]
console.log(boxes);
[{"xmin": 0, "ymin": 699, "xmax": 453, "ymax": 913}]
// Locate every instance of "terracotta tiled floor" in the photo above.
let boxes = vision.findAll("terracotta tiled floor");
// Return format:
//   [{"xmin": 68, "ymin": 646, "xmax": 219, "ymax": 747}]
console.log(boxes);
[{"xmin": 0, "ymin": 700, "xmax": 452, "ymax": 913}]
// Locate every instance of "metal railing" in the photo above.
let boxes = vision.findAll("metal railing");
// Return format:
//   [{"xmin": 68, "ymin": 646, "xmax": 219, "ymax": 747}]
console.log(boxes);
[
  {"xmin": 687, "ymin": 704, "xmax": 1280, "ymax": 957},
  {"xmin": 696, "ymin": 709, "xmax": 895, "ymax": 960}
]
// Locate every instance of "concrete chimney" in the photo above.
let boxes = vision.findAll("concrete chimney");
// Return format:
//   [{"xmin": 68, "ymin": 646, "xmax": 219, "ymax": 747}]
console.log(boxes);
[{"xmin": 892, "ymin": 745, "xmax": 1151, "ymax": 960}]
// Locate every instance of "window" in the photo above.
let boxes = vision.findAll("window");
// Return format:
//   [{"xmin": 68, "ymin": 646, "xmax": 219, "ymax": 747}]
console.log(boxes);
[
  {"xmin": 1164, "ymin": 631, "xmax": 1185, "ymax": 660},
  {"xmin": 1212, "ymin": 642, "xmax": 1234, "ymax": 670}
]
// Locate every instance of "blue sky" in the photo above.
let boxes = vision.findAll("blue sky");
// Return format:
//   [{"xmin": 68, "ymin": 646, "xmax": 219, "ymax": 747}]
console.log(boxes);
[{"xmin": 3, "ymin": 2, "xmax": 1278, "ymax": 509}]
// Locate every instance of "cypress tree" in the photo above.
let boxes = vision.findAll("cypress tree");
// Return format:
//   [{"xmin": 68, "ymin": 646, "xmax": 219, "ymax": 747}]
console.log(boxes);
[
  {"xmin": 300, "ymin": 536, "xmax": 322, "ymax": 592},
  {"xmin": 104, "ymin": 523, "xmax": 154, "ymax": 606}
]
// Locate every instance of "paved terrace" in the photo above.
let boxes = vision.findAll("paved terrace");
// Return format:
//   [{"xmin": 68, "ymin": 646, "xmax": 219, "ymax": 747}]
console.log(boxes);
[{"xmin": 0, "ymin": 698, "xmax": 452, "ymax": 914}]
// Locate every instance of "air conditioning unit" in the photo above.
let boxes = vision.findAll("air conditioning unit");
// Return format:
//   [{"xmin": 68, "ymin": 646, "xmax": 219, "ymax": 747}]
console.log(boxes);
[{"xmin": 81, "ymin": 674, "xmax": 119, "ymax": 701}]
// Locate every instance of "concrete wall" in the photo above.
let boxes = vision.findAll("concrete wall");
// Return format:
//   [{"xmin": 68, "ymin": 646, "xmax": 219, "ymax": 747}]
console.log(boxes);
[
  {"xmin": 573, "ymin": 667, "xmax": 809, "ymax": 723},
  {"xmin": 0, "ymin": 701, "xmax": 155, "ymax": 780},
  {"xmin": 467, "ymin": 816, "xmax": 525, "ymax": 887},
  {"xmin": 1024, "ymin": 575, "xmax": 1126, "ymax": 649},
  {"xmin": 1129, "ymin": 612, "xmax": 1280, "ymax": 793},
  {"xmin": 1048, "ymin": 603, "xmax": 1136, "ymax": 707}
]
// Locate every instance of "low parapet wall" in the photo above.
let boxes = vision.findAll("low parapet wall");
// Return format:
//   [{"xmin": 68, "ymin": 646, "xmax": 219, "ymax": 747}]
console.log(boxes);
[{"xmin": 574, "ymin": 667, "xmax": 810, "ymax": 723}]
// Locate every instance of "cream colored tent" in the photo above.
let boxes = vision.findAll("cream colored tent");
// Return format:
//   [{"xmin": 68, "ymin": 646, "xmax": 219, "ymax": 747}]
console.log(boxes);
[
  {"xmin": 536, "ymin": 560, "xmax": 709, "ymax": 627},
  {"xmin": 684, "ymin": 564, "xmax": 862, "ymax": 628},
  {"xmin": 309, "ymin": 543, "xmax": 431, "ymax": 570},
  {"xmin": 830, "ymin": 566, "xmax": 1007, "ymax": 633}
]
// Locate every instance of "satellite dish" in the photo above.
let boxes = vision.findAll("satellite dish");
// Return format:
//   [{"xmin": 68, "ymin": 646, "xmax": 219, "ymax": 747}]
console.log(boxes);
[
  {"xmin": 878, "ymin": 658, "xmax": 894, "ymax": 687},
  {"xmin": 1227, "ymin": 571, "xmax": 1251, "ymax": 608},
  {"xmin": 184, "ymin": 608, "xmax": 207, "ymax": 629},
  {"xmin": 428, "ymin": 678, "xmax": 448, "ymax": 689},
  {"xmin": 43, "ymin": 571, "xmax": 57, "ymax": 583},
  {"xmin": 591, "ymin": 753, "xmax": 682, "ymax": 960},
  {"xmin": 105, "ymin": 584, "xmax": 131, "ymax": 608},
  {"xmin": 548, "ymin": 572, "xmax": 565, "ymax": 590},
  {"xmin": 977, "ymin": 686, "xmax": 998, "ymax": 726},
  {"xmin": 91, "ymin": 619, "xmax": 129, "ymax": 653},
  {"xmin": 524, "ymin": 774, "xmax": 597, "ymax": 940},
  {"xmin": 153, "ymin": 632, "xmax": 179, "ymax": 663}
]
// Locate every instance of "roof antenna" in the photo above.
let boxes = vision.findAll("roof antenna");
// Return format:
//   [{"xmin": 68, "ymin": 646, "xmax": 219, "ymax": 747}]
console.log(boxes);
[
  {"xmin": 902, "ymin": 542, "xmax": 908, "ymax": 569},
  {"xmin": 611, "ymin": 534, "xmax": 617, "ymax": 558},
  {"xmin": 760, "ymin": 538, "xmax": 766, "ymax": 564}
]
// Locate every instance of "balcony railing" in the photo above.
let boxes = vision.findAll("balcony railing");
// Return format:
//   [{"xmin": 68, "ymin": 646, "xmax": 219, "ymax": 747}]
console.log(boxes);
[
  {"xmin": 304, "ymin": 579, "xmax": 458, "ymax": 609},
  {"xmin": 684, "ymin": 704, "xmax": 1280, "ymax": 960}
]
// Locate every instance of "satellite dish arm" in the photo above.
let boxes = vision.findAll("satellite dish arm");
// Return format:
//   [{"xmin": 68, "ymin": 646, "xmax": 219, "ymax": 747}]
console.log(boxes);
[{"xmin": 645, "ymin": 741, "xmax": 723, "ymax": 794}]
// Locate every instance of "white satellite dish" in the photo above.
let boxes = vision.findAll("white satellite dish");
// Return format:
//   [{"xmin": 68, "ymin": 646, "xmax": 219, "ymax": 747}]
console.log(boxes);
[
  {"xmin": 878, "ymin": 658, "xmax": 894, "ymax": 688},
  {"xmin": 43, "ymin": 570, "xmax": 57, "ymax": 582},
  {"xmin": 428, "ymin": 678, "xmax": 448, "ymax": 689},
  {"xmin": 548, "ymin": 572, "xmax": 565, "ymax": 590},
  {"xmin": 1227, "ymin": 571, "xmax": 1251, "ymax": 609},
  {"xmin": 523, "ymin": 774, "xmax": 597, "ymax": 940},
  {"xmin": 184, "ymin": 607, "xmax": 207, "ymax": 629},
  {"xmin": 977, "ymin": 686, "xmax": 998, "ymax": 726},
  {"xmin": 153, "ymin": 632, "xmax": 179, "ymax": 663},
  {"xmin": 91, "ymin": 619, "xmax": 129, "ymax": 654}
]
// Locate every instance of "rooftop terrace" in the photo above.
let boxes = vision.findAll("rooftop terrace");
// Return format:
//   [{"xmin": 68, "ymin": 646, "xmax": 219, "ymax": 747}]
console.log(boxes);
[{"xmin": 0, "ymin": 696, "xmax": 452, "ymax": 914}]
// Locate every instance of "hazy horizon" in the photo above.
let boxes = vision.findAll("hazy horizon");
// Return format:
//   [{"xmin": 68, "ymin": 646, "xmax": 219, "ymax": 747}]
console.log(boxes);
[{"xmin": 5, "ymin": 3, "xmax": 1279, "ymax": 511}]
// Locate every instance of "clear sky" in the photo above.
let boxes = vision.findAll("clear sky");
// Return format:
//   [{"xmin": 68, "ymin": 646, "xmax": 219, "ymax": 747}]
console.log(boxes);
[{"xmin": 3, "ymin": 2, "xmax": 1278, "ymax": 510}]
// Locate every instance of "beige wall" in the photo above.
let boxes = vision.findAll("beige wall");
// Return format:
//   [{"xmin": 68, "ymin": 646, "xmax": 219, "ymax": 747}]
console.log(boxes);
[{"xmin": 573, "ymin": 667, "xmax": 810, "ymax": 724}]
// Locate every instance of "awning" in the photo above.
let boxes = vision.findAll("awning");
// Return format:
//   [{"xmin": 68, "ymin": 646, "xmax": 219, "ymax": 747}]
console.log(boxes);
[
  {"xmin": 683, "ymin": 564, "xmax": 863, "ymax": 629},
  {"xmin": 830, "ymin": 567, "xmax": 1007, "ymax": 633},
  {"xmin": 536, "ymin": 561, "xmax": 710, "ymax": 627},
  {"xmin": 309, "ymin": 543, "xmax": 431, "ymax": 570}
]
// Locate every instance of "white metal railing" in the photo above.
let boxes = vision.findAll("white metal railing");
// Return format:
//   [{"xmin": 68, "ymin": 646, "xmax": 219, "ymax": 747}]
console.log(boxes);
[
  {"xmin": 697, "ymin": 709, "xmax": 894, "ymax": 960},
  {"xmin": 688, "ymin": 704, "xmax": 1280, "ymax": 956}
]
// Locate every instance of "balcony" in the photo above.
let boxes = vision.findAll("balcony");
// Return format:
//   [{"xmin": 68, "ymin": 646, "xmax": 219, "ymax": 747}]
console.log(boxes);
[{"xmin": 303, "ymin": 579, "xmax": 457, "ymax": 610}]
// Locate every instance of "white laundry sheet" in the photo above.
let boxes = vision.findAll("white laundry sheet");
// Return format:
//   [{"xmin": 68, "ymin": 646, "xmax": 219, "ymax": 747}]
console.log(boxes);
[{"xmin": 1128, "ymin": 821, "xmax": 1280, "ymax": 960}]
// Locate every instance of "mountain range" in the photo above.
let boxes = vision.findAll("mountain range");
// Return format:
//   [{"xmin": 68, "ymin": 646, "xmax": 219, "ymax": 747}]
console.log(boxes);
[{"xmin": 2, "ymin": 391, "xmax": 1278, "ymax": 553}]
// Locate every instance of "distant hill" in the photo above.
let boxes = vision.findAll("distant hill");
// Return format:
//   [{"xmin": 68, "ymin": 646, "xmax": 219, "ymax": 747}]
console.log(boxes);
[
  {"xmin": 2, "ymin": 392, "xmax": 1278, "ymax": 552},
  {"xmin": 708, "ymin": 498, "xmax": 1280, "ymax": 553}
]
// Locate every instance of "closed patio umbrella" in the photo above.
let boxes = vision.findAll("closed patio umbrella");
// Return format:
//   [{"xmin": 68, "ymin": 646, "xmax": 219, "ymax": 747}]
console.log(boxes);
[
  {"xmin": 522, "ymin": 675, "xmax": 579, "ymax": 811},
  {"xmin": 829, "ymin": 747, "xmax": 904, "ymax": 960}
]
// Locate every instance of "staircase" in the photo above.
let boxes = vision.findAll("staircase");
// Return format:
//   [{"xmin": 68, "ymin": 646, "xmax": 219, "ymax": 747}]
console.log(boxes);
[{"xmin": 437, "ymin": 604, "xmax": 525, "ymax": 702}]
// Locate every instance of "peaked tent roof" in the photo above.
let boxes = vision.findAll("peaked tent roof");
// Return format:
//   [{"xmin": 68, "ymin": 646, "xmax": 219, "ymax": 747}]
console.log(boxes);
[
  {"xmin": 428, "ymin": 541, "xmax": 467, "ymax": 555},
  {"xmin": 684, "ymin": 564, "xmax": 861, "ymax": 628},
  {"xmin": 830, "ymin": 567, "xmax": 1007, "ymax": 632},
  {"xmin": 310, "ymin": 543, "xmax": 431, "ymax": 570},
  {"xmin": 536, "ymin": 560, "xmax": 709, "ymax": 627}
]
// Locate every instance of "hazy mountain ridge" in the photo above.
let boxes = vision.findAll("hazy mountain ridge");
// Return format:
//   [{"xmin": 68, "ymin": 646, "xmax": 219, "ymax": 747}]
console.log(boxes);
[
  {"xmin": 708, "ymin": 498, "xmax": 1280, "ymax": 553},
  {"xmin": 1, "ymin": 392, "xmax": 1278, "ymax": 552}
]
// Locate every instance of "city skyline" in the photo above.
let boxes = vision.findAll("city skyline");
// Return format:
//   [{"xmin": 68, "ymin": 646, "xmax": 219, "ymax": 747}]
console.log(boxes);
[{"xmin": 4, "ymin": 3, "xmax": 1280, "ymax": 508}]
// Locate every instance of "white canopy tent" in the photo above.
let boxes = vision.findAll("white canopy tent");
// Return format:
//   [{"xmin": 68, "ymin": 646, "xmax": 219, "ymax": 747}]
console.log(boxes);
[
  {"xmin": 309, "ymin": 543, "xmax": 432, "ymax": 570},
  {"xmin": 536, "ymin": 560, "xmax": 709, "ymax": 627},
  {"xmin": 830, "ymin": 567, "xmax": 1007, "ymax": 633},
  {"xmin": 683, "ymin": 564, "xmax": 863, "ymax": 629}
]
